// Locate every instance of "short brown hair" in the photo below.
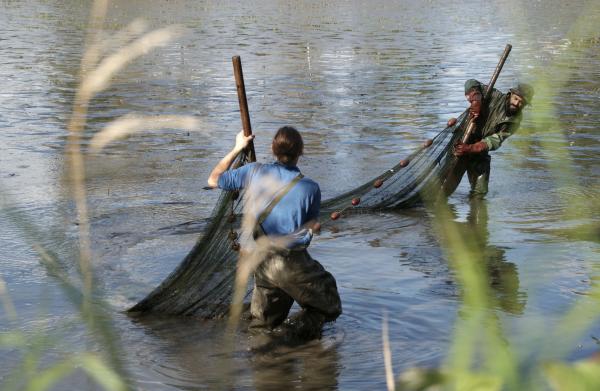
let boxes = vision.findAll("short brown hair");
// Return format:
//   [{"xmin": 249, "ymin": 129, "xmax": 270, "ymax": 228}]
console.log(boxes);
[{"xmin": 272, "ymin": 126, "xmax": 303, "ymax": 165}]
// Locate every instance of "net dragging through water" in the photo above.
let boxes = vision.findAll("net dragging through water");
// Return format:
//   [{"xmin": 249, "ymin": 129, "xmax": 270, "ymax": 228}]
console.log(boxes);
[{"xmin": 128, "ymin": 111, "xmax": 469, "ymax": 317}]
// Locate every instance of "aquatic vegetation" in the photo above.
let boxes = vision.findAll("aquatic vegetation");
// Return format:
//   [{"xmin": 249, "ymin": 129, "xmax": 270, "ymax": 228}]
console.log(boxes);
[
  {"xmin": 1, "ymin": 0, "xmax": 195, "ymax": 389},
  {"xmin": 389, "ymin": 2, "xmax": 600, "ymax": 390}
]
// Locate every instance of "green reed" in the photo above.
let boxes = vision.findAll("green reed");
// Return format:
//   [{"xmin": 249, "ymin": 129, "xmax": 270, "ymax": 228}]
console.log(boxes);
[
  {"xmin": 395, "ymin": 2, "xmax": 600, "ymax": 390},
  {"xmin": 0, "ymin": 0, "xmax": 194, "ymax": 389}
]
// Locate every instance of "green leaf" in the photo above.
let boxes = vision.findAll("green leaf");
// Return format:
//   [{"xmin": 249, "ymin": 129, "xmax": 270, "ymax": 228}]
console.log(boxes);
[
  {"xmin": 80, "ymin": 354, "xmax": 128, "ymax": 391},
  {"xmin": 396, "ymin": 368, "xmax": 503, "ymax": 391},
  {"xmin": 454, "ymin": 371, "xmax": 503, "ymax": 391},
  {"xmin": 21, "ymin": 353, "xmax": 127, "ymax": 391},
  {"xmin": 544, "ymin": 360, "xmax": 600, "ymax": 391},
  {"xmin": 0, "ymin": 331, "xmax": 26, "ymax": 347},
  {"xmin": 25, "ymin": 357, "xmax": 77, "ymax": 391}
]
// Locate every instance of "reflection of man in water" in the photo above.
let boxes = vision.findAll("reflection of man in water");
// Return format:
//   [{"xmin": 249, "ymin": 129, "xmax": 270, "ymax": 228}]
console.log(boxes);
[
  {"xmin": 251, "ymin": 339, "xmax": 341, "ymax": 391},
  {"xmin": 447, "ymin": 80, "xmax": 534, "ymax": 197},
  {"xmin": 461, "ymin": 198, "xmax": 527, "ymax": 314},
  {"xmin": 208, "ymin": 126, "xmax": 341, "ymax": 339}
]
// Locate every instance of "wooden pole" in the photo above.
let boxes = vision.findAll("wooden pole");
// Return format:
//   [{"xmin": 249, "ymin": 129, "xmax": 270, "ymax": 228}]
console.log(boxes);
[{"xmin": 232, "ymin": 56, "xmax": 256, "ymax": 162}]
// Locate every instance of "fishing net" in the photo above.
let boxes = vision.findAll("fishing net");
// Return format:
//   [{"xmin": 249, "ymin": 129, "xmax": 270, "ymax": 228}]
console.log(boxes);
[{"xmin": 129, "ymin": 111, "xmax": 469, "ymax": 317}]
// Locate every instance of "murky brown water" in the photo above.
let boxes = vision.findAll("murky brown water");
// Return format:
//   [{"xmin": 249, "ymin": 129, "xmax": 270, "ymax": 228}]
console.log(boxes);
[{"xmin": 1, "ymin": 0, "xmax": 599, "ymax": 389}]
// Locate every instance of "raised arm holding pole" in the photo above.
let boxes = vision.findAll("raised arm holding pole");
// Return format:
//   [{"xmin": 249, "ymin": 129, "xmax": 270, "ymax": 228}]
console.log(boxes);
[{"xmin": 206, "ymin": 56, "xmax": 257, "ymax": 188}]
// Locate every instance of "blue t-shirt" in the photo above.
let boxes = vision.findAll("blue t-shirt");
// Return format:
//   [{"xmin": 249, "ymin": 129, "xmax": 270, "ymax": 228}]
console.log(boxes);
[{"xmin": 217, "ymin": 161, "xmax": 320, "ymax": 248}]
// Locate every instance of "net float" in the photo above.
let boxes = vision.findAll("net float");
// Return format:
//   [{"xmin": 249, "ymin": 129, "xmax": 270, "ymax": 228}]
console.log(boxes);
[
  {"xmin": 423, "ymin": 139, "xmax": 433, "ymax": 148},
  {"xmin": 400, "ymin": 159, "xmax": 409, "ymax": 167},
  {"xmin": 231, "ymin": 242, "xmax": 241, "ymax": 252},
  {"xmin": 330, "ymin": 211, "xmax": 341, "ymax": 220},
  {"xmin": 351, "ymin": 198, "xmax": 361, "ymax": 206},
  {"xmin": 312, "ymin": 222, "xmax": 322, "ymax": 233},
  {"xmin": 447, "ymin": 117, "xmax": 457, "ymax": 127},
  {"xmin": 228, "ymin": 231, "xmax": 238, "ymax": 240},
  {"xmin": 373, "ymin": 179, "xmax": 383, "ymax": 188}
]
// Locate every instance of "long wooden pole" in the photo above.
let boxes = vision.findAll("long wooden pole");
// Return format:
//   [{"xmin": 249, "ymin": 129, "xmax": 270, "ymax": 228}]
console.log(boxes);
[{"xmin": 232, "ymin": 56, "xmax": 256, "ymax": 162}]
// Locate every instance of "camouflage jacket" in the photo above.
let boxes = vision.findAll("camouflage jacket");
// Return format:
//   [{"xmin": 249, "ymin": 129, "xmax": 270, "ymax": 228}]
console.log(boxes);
[{"xmin": 466, "ymin": 79, "xmax": 522, "ymax": 151}]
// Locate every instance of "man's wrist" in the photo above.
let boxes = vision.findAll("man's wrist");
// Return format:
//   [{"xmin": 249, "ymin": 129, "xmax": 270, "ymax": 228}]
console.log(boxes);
[{"xmin": 472, "ymin": 141, "xmax": 488, "ymax": 154}]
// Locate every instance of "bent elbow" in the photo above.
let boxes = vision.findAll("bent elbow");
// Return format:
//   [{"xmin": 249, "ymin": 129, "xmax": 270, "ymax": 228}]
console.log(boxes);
[{"xmin": 207, "ymin": 176, "xmax": 218, "ymax": 189}]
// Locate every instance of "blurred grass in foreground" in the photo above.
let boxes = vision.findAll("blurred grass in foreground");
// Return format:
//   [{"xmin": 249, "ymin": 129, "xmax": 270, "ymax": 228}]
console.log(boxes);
[
  {"xmin": 393, "ymin": 1, "xmax": 600, "ymax": 390},
  {"xmin": 1, "ymin": 0, "xmax": 195, "ymax": 389}
]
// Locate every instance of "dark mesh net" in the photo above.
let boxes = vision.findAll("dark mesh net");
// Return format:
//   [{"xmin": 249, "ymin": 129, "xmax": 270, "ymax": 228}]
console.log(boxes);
[{"xmin": 129, "ymin": 111, "xmax": 469, "ymax": 317}]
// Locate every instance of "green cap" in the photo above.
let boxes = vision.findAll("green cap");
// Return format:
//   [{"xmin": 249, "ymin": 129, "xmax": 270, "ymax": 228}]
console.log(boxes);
[
  {"xmin": 464, "ymin": 79, "xmax": 482, "ymax": 94},
  {"xmin": 509, "ymin": 83, "xmax": 534, "ymax": 104}
]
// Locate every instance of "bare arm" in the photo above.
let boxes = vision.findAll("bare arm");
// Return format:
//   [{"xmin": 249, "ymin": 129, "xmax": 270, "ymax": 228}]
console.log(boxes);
[{"xmin": 207, "ymin": 131, "xmax": 255, "ymax": 188}]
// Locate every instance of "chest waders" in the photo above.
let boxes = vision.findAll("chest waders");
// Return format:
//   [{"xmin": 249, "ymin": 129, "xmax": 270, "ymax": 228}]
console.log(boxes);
[{"xmin": 248, "ymin": 173, "xmax": 342, "ymax": 337}]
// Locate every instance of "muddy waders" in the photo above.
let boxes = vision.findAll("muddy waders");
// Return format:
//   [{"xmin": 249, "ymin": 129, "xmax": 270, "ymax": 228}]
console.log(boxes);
[{"xmin": 250, "ymin": 247, "xmax": 342, "ymax": 339}]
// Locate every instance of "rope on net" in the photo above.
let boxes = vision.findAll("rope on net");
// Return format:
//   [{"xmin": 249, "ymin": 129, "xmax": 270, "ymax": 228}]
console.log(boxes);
[{"xmin": 128, "ymin": 111, "xmax": 469, "ymax": 317}]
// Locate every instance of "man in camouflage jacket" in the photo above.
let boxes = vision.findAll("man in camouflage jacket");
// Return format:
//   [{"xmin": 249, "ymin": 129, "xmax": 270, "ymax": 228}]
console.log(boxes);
[{"xmin": 451, "ymin": 79, "xmax": 534, "ymax": 197}]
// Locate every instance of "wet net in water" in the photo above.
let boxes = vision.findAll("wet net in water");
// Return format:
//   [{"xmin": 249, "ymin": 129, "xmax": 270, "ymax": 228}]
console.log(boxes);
[{"xmin": 129, "ymin": 111, "xmax": 469, "ymax": 317}]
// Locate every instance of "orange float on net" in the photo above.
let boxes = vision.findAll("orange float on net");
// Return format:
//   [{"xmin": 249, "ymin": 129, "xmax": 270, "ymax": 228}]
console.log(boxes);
[
  {"xmin": 330, "ymin": 211, "xmax": 341, "ymax": 220},
  {"xmin": 351, "ymin": 197, "xmax": 361, "ymax": 206},
  {"xmin": 447, "ymin": 117, "xmax": 457, "ymax": 127},
  {"xmin": 400, "ymin": 159, "xmax": 409, "ymax": 167},
  {"xmin": 312, "ymin": 222, "xmax": 322, "ymax": 233},
  {"xmin": 423, "ymin": 139, "xmax": 433, "ymax": 148},
  {"xmin": 373, "ymin": 179, "xmax": 384, "ymax": 188}
]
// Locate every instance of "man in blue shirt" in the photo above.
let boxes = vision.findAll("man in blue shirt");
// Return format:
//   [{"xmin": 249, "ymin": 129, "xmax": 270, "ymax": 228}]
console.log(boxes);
[{"xmin": 208, "ymin": 126, "xmax": 341, "ymax": 339}]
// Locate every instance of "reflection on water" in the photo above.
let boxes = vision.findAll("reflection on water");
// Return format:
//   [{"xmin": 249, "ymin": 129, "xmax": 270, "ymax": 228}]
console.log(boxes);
[
  {"xmin": 1, "ymin": 0, "xmax": 600, "ymax": 389},
  {"xmin": 249, "ymin": 330, "xmax": 341, "ymax": 391},
  {"xmin": 450, "ymin": 199, "xmax": 528, "ymax": 315},
  {"xmin": 128, "ymin": 314, "xmax": 342, "ymax": 390}
]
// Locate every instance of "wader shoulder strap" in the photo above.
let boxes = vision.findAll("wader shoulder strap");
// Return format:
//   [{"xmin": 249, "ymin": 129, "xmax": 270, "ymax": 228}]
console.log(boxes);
[{"xmin": 257, "ymin": 173, "xmax": 304, "ymax": 226}]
